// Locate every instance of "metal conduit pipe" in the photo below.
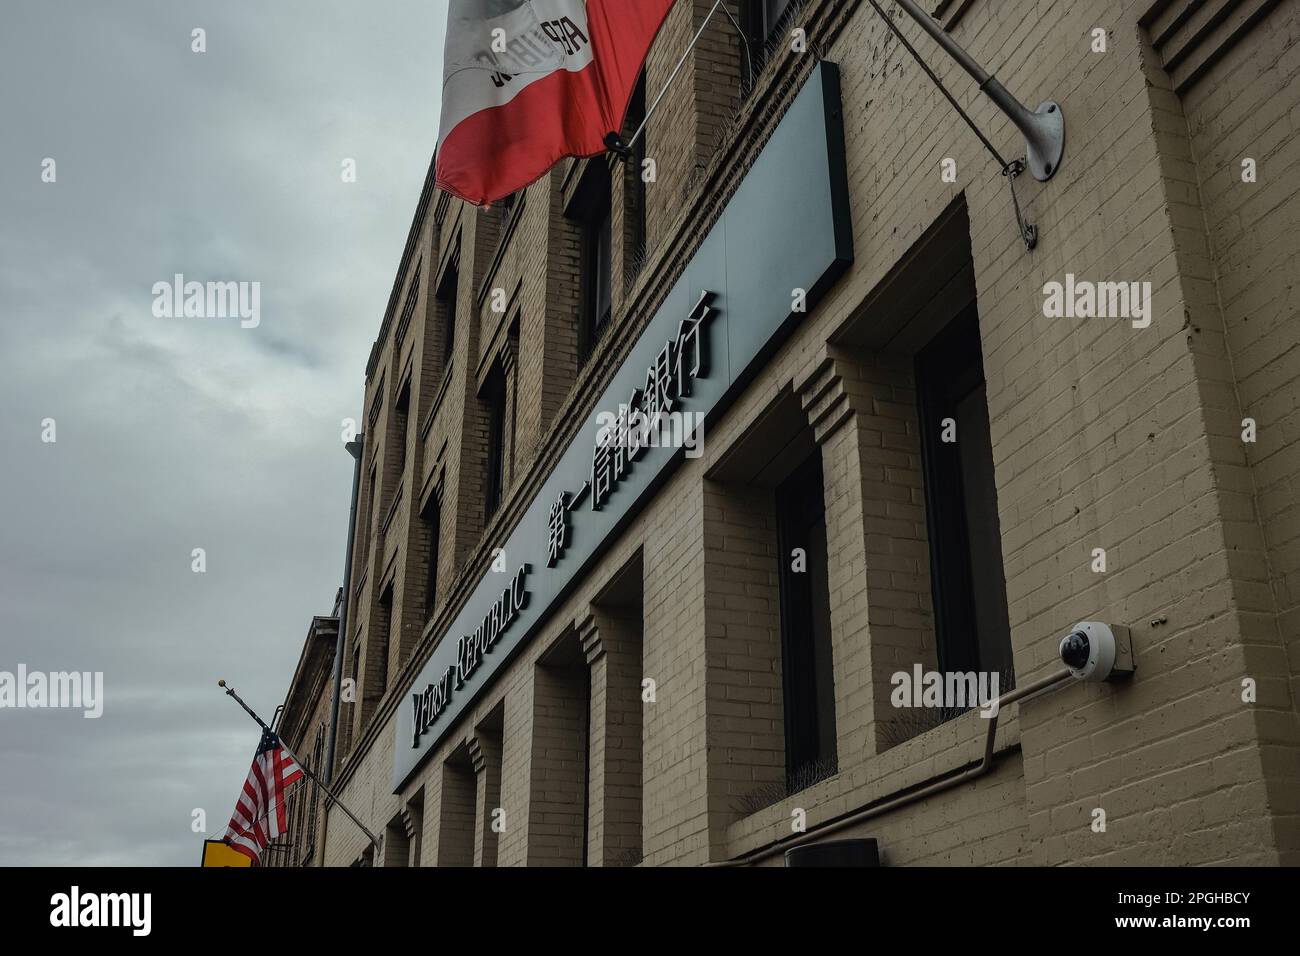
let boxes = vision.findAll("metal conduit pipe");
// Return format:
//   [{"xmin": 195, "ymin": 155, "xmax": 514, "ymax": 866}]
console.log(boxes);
[{"xmin": 712, "ymin": 668, "xmax": 1074, "ymax": 867}]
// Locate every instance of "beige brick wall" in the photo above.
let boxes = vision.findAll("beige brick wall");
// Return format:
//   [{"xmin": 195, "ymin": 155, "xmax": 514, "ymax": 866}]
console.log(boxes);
[
  {"xmin": 1139, "ymin": 0, "xmax": 1300, "ymax": 861},
  {"xmin": 435, "ymin": 756, "xmax": 477, "ymax": 866},
  {"xmin": 801, "ymin": 351, "xmax": 942, "ymax": 753},
  {"xmin": 581, "ymin": 608, "xmax": 645, "ymax": 866},
  {"xmin": 701, "ymin": 478, "xmax": 787, "ymax": 833},
  {"xmin": 470, "ymin": 727, "xmax": 503, "ymax": 866},
  {"xmin": 525, "ymin": 643, "xmax": 588, "ymax": 866}
]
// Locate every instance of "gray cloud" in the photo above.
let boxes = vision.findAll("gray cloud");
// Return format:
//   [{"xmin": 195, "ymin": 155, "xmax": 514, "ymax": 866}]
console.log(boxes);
[{"xmin": 0, "ymin": 0, "xmax": 444, "ymax": 864}]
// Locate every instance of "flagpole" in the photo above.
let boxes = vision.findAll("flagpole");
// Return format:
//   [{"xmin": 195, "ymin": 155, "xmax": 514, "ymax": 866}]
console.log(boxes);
[
  {"xmin": 218, "ymin": 679, "xmax": 382, "ymax": 855},
  {"xmin": 323, "ymin": 434, "xmax": 365, "ymax": 789},
  {"xmin": 865, "ymin": 0, "xmax": 1056, "ymax": 248},
  {"xmin": 886, "ymin": 0, "xmax": 1065, "ymax": 183},
  {"xmin": 608, "ymin": 0, "xmax": 750, "ymax": 157}
]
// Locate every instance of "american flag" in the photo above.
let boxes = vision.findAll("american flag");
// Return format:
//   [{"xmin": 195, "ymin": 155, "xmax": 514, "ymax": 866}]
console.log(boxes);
[{"xmin": 224, "ymin": 729, "xmax": 304, "ymax": 865}]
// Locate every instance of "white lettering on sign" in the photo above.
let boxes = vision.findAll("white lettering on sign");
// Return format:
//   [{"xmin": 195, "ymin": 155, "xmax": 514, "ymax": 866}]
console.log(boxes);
[
  {"xmin": 591, "ymin": 290, "xmax": 715, "ymax": 513},
  {"xmin": 410, "ymin": 564, "xmax": 530, "ymax": 746}
]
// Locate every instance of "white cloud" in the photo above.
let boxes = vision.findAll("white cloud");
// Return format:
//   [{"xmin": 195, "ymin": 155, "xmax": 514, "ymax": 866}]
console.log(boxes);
[{"xmin": 0, "ymin": 0, "xmax": 445, "ymax": 865}]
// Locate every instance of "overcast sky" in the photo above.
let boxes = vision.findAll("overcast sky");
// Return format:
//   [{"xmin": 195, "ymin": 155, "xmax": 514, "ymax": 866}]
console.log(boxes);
[{"xmin": 0, "ymin": 0, "xmax": 444, "ymax": 865}]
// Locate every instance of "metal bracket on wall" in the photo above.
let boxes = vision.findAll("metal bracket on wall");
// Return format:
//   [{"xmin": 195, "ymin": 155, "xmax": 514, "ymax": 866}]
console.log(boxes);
[{"xmin": 1004, "ymin": 159, "xmax": 1036, "ymax": 250}]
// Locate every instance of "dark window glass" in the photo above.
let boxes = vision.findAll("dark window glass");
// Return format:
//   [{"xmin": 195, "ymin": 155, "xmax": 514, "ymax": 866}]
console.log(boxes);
[
  {"xmin": 394, "ymin": 383, "xmax": 411, "ymax": 474},
  {"xmin": 592, "ymin": 204, "xmax": 612, "ymax": 334},
  {"xmin": 765, "ymin": 0, "xmax": 793, "ymax": 30},
  {"xmin": 347, "ymin": 644, "xmax": 361, "ymax": 746},
  {"xmin": 581, "ymin": 196, "xmax": 613, "ymax": 353},
  {"xmin": 915, "ymin": 309, "xmax": 1014, "ymax": 681},
  {"xmin": 376, "ymin": 585, "xmax": 393, "ymax": 694},
  {"xmin": 304, "ymin": 727, "xmax": 324, "ymax": 858},
  {"xmin": 364, "ymin": 464, "xmax": 377, "ymax": 539},
  {"xmin": 484, "ymin": 366, "xmax": 508, "ymax": 520},
  {"xmin": 568, "ymin": 161, "xmax": 613, "ymax": 360},
  {"xmin": 438, "ymin": 264, "xmax": 459, "ymax": 365},
  {"xmin": 422, "ymin": 498, "xmax": 441, "ymax": 619},
  {"xmin": 775, "ymin": 450, "xmax": 837, "ymax": 792},
  {"xmin": 626, "ymin": 74, "xmax": 647, "ymax": 265},
  {"xmin": 742, "ymin": 0, "xmax": 794, "ymax": 89}
]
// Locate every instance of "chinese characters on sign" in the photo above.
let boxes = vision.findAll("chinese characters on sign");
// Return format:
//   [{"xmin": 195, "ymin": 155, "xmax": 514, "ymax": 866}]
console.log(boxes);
[
  {"xmin": 592, "ymin": 290, "xmax": 715, "ymax": 512},
  {"xmin": 546, "ymin": 481, "xmax": 591, "ymax": 568},
  {"xmin": 546, "ymin": 291, "xmax": 716, "ymax": 569},
  {"xmin": 592, "ymin": 289, "xmax": 715, "ymax": 510}
]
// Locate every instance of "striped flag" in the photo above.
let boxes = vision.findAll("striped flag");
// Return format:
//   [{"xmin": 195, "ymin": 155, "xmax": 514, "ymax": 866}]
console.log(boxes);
[
  {"xmin": 223, "ymin": 730, "xmax": 304, "ymax": 865},
  {"xmin": 435, "ymin": 0, "xmax": 677, "ymax": 205}
]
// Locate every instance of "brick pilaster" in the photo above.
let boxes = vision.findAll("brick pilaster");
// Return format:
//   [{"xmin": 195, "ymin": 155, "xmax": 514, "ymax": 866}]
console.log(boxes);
[
  {"xmin": 795, "ymin": 349, "xmax": 939, "ymax": 755},
  {"xmin": 469, "ymin": 732, "xmax": 503, "ymax": 867},
  {"xmin": 579, "ymin": 610, "xmax": 645, "ymax": 866}
]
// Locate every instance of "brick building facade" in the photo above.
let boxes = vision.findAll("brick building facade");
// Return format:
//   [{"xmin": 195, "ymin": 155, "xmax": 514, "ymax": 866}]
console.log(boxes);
[
  {"xmin": 271, "ymin": 0, "xmax": 1300, "ymax": 867},
  {"xmin": 266, "ymin": 600, "xmax": 337, "ymax": 867}
]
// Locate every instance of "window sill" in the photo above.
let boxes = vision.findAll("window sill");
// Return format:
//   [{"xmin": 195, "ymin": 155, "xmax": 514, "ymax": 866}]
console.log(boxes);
[{"xmin": 721, "ymin": 702, "xmax": 1023, "ymax": 860}]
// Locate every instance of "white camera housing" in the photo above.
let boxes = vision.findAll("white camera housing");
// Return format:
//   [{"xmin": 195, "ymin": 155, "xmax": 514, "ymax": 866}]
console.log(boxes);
[{"xmin": 1059, "ymin": 621, "xmax": 1134, "ymax": 682}]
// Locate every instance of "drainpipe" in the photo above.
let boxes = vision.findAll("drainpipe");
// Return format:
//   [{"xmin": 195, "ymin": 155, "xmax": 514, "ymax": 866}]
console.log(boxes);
[
  {"xmin": 715, "ymin": 668, "xmax": 1074, "ymax": 866},
  {"xmin": 323, "ymin": 433, "xmax": 365, "ymax": 789},
  {"xmin": 316, "ymin": 434, "xmax": 364, "ymax": 867}
]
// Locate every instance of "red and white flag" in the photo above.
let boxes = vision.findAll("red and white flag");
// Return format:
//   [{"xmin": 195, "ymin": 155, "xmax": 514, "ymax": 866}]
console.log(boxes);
[
  {"xmin": 435, "ymin": 0, "xmax": 677, "ymax": 206},
  {"xmin": 223, "ymin": 730, "xmax": 304, "ymax": 865}
]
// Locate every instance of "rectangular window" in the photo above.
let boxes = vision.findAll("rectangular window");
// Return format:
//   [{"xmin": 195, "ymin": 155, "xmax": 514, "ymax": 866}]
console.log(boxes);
[
  {"xmin": 742, "ymin": 0, "xmax": 794, "ymax": 88},
  {"xmin": 437, "ymin": 262, "xmax": 459, "ymax": 366},
  {"xmin": 587, "ymin": 205, "xmax": 612, "ymax": 348},
  {"xmin": 422, "ymin": 497, "xmax": 441, "ymax": 620},
  {"xmin": 915, "ymin": 309, "xmax": 1014, "ymax": 681},
  {"xmin": 625, "ymin": 74, "xmax": 647, "ymax": 266},
  {"xmin": 568, "ymin": 161, "xmax": 613, "ymax": 359},
  {"xmin": 496, "ymin": 192, "xmax": 515, "ymax": 231},
  {"xmin": 303, "ymin": 725, "xmax": 324, "ymax": 860},
  {"xmin": 394, "ymin": 382, "xmax": 411, "ymax": 475},
  {"xmin": 396, "ymin": 263, "xmax": 420, "ymax": 349},
  {"xmin": 376, "ymin": 583, "xmax": 393, "ymax": 695},
  {"xmin": 483, "ymin": 365, "xmax": 508, "ymax": 521},
  {"xmin": 775, "ymin": 449, "xmax": 837, "ymax": 792},
  {"xmin": 345, "ymin": 643, "xmax": 361, "ymax": 749},
  {"xmin": 364, "ymin": 464, "xmax": 377, "ymax": 541}
]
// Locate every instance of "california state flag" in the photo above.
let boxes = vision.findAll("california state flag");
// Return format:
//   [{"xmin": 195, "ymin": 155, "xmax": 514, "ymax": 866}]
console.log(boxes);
[{"xmin": 435, "ymin": 0, "xmax": 677, "ymax": 206}]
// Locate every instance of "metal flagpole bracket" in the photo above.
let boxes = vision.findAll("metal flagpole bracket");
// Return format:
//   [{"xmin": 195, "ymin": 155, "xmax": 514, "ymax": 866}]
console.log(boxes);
[
  {"xmin": 865, "ymin": 0, "xmax": 1064, "ymax": 249},
  {"xmin": 1019, "ymin": 99, "xmax": 1064, "ymax": 183},
  {"xmin": 890, "ymin": 0, "xmax": 1065, "ymax": 183}
]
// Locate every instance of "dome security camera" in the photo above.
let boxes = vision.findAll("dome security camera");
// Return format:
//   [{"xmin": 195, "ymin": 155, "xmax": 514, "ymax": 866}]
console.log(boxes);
[{"xmin": 1059, "ymin": 621, "xmax": 1134, "ymax": 682}]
